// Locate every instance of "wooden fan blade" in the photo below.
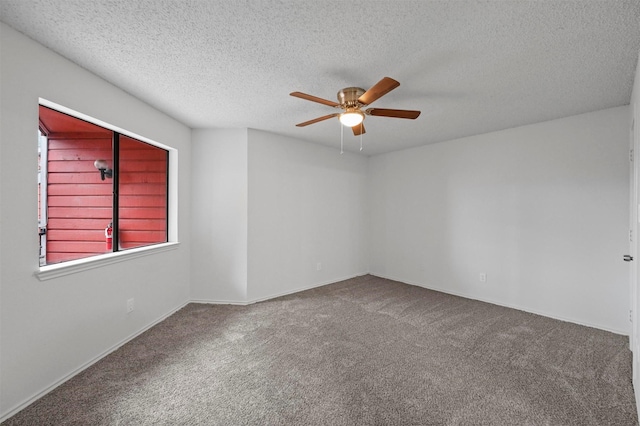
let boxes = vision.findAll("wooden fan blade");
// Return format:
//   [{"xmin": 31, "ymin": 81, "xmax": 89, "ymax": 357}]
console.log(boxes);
[
  {"xmin": 295, "ymin": 113, "xmax": 340, "ymax": 127},
  {"xmin": 290, "ymin": 92, "xmax": 340, "ymax": 107},
  {"xmin": 366, "ymin": 108, "xmax": 421, "ymax": 119},
  {"xmin": 357, "ymin": 77, "xmax": 400, "ymax": 105},
  {"xmin": 352, "ymin": 123, "xmax": 366, "ymax": 136}
]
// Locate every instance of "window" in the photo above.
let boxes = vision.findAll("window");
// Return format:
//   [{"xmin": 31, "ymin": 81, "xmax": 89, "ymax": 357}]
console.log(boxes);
[{"xmin": 38, "ymin": 105, "xmax": 168, "ymax": 266}]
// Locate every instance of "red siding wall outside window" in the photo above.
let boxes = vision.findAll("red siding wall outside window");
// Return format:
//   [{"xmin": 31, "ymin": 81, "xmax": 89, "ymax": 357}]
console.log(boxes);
[{"xmin": 39, "ymin": 105, "xmax": 168, "ymax": 265}]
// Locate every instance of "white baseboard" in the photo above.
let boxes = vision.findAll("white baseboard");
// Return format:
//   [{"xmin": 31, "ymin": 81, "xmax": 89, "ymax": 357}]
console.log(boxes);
[
  {"xmin": 372, "ymin": 273, "xmax": 630, "ymax": 336},
  {"xmin": 189, "ymin": 298, "xmax": 249, "ymax": 305},
  {"xmin": 15, "ymin": 271, "xmax": 626, "ymax": 423},
  {"xmin": 0, "ymin": 300, "xmax": 190, "ymax": 423},
  {"xmin": 192, "ymin": 272, "xmax": 369, "ymax": 305}
]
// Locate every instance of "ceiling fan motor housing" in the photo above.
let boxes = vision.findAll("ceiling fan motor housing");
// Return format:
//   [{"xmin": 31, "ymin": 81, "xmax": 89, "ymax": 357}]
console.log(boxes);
[{"xmin": 337, "ymin": 87, "xmax": 366, "ymax": 108}]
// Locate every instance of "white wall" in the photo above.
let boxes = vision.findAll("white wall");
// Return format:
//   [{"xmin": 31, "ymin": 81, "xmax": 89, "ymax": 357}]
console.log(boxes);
[
  {"xmin": 190, "ymin": 128, "xmax": 369, "ymax": 303},
  {"xmin": 369, "ymin": 106, "xmax": 630, "ymax": 333},
  {"xmin": 191, "ymin": 128, "xmax": 248, "ymax": 302},
  {"xmin": 0, "ymin": 23, "xmax": 192, "ymax": 419},
  {"xmin": 246, "ymin": 130, "xmax": 369, "ymax": 302}
]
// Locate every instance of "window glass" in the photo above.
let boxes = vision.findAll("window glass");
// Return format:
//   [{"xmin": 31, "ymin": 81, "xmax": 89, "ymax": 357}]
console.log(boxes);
[
  {"xmin": 38, "ymin": 105, "xmax": 168, "ymax": 265},
  {"xmin": 118, "ymin": 135, "xmax": 168, "ymax": 250}
]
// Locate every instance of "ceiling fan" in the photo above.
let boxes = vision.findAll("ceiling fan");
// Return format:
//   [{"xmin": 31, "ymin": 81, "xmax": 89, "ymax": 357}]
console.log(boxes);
[{"xmin": 290, "ymin": 77, "xmax": 421, "ymax": 136}]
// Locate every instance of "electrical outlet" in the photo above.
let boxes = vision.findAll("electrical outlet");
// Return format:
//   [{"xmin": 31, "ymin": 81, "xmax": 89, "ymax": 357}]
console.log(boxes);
[
  {"xmin": 126, "ymin": 298, "xmax": 134, "ymax": 313},
  {"xmin": 316, "ymin": 262, "xmax": 322, "ymax": 271},
  {"xmin": 479, "ymin": 273, "xmax": 487, "ymax": 282}
]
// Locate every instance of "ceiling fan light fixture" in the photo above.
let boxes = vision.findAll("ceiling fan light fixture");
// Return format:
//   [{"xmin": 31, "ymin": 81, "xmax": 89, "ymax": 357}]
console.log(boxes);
[{"xmin": 339, "ymin": 110, "xmax": 364, "ymax": 127}]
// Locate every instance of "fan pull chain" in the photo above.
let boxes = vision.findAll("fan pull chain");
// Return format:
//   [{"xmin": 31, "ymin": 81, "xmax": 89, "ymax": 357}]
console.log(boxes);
[
  {"xmin": 340, "ymin": 123, "xmax": 344, "ymax": 155},
  {"xmin": 360, "ymin": 123, "xmax": 363, "ymax": 151}
]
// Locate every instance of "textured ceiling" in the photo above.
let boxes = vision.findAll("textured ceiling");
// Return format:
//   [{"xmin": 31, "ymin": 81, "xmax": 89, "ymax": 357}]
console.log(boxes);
[{"xmin": 1, "ymin": 1, "xmax": 639, "ymax": 155}]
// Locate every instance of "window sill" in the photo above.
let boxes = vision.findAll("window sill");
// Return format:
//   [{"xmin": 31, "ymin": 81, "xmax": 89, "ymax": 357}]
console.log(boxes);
[{"xmin": 35, "ymin": 242, "xmax": 180, "ymax": 281}]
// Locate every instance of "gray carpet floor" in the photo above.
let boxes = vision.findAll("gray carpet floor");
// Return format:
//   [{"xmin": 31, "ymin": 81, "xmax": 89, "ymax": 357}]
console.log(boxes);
[{"xmin": 3, "ymin": 275, "xmax": 638, "ymax": 425}]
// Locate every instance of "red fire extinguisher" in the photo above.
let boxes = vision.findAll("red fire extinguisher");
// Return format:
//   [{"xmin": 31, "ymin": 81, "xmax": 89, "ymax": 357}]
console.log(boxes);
[{"xmin": 105, "ymin": 222, "xmax": 113, "ymax": 250}]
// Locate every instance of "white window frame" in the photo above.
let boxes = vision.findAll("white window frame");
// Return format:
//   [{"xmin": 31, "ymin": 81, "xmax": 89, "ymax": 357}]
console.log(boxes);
[
  {"xmin": 35, "ymin": 98, "xmax": 180, "ymax": 281},
  {"xmin": 38, "ymin": 129, "xmax": 48, "ymax": 267}
]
